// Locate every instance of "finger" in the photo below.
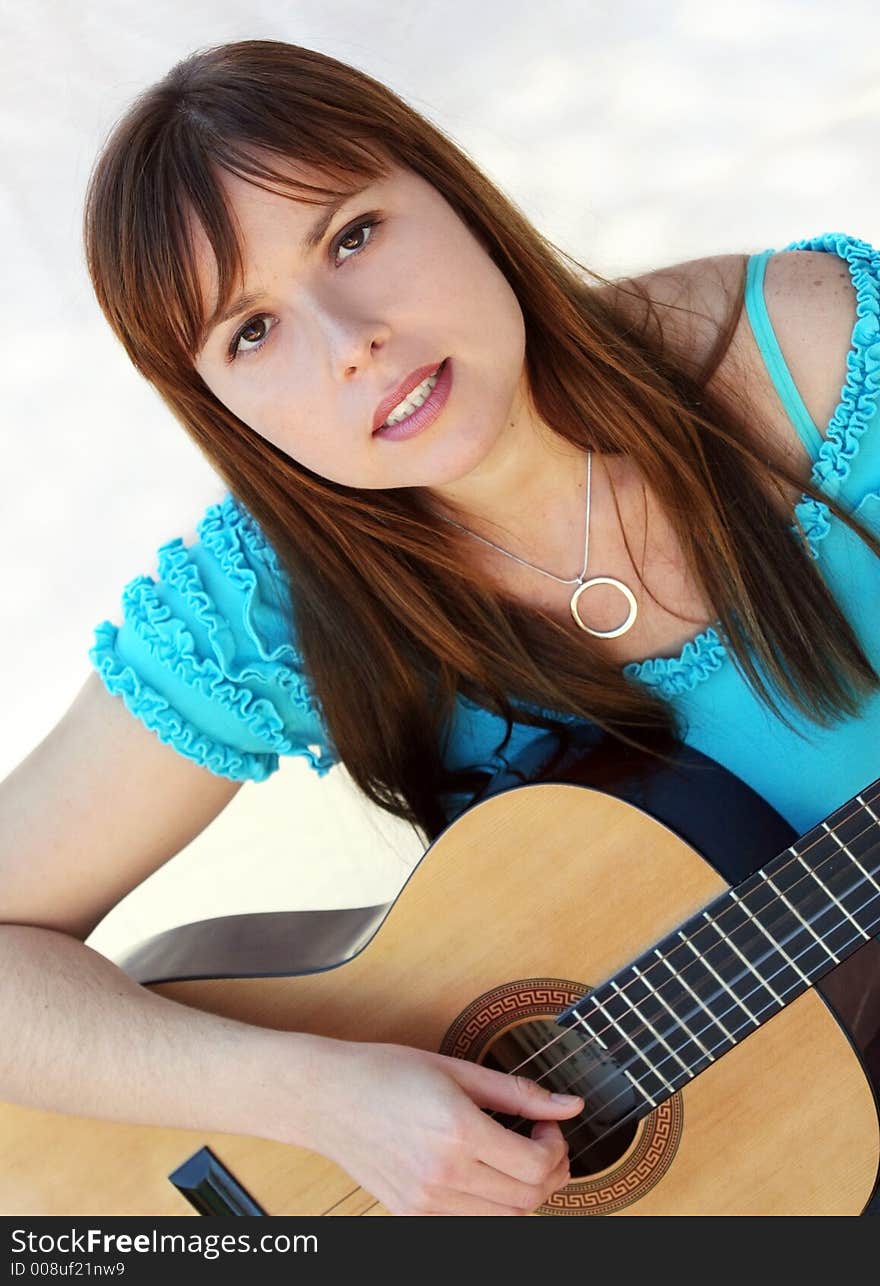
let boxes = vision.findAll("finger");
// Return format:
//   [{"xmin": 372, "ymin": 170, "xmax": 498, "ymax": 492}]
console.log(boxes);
[
  {"xmin": 447, "ymin": 1058, "xmax": 583, "ymax": 1123},
  {"xmin": 401, "ymin": 1189, "xmax": 534, "ymax": 1216},
  {"xmin": 452, "ymin": 1153, "xmax": 572, "ymax": 1212},
  {"xmin": 528, "ymin": 1119, "xmax": 570, "ymax": 1168},
  {"xmin": 544, "ymin": 1152, "xmax": 574, "ymax": 1198},
  {"xmin": 531, "ymin": 1119, "xmax": 565, "ymax": 1141},
  {"xmin": 474, "ymin": 1112, "xmax": 575, "ymax": 1186}
]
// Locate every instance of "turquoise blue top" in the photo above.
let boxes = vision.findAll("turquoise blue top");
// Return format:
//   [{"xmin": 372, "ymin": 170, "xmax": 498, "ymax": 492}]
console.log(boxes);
[{"xmin": 88, "ymin": 231, "xmax": 880, "ymax": 839}]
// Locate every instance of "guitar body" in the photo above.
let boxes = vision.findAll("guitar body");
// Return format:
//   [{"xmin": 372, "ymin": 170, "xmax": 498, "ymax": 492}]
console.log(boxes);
[{"xmin": 1, "ymin": 735, "xmax": 878, "ymax": 1215}]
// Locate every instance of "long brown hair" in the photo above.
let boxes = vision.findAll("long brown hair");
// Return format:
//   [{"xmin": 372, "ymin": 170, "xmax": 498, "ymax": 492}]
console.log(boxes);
[{"xmin": 83, "ymin": 39, "xmax": 880, "ymax": 845}]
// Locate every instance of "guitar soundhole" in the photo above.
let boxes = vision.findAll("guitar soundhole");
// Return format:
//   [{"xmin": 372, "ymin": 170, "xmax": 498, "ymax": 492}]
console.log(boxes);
[{"xmin": 480, "ymin": 1018, "xmax": 639, "ymax": 1177}]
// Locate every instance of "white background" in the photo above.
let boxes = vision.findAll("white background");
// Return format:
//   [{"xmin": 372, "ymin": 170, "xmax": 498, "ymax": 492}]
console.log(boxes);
[{"xmin": 0, "ymin": 0, "xmax": 878, "ymax": 960}]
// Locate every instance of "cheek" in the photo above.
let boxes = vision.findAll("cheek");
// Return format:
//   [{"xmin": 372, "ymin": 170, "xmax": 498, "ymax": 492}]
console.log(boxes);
[
  {"xmin": 258, "ymin": 406, "xmax": 324, "ymax": 459},
  {"xmin": 257, "ymin": 382, "xmax": 358, "ymax": 468},
  {"xmin": 448, "ymin": 236, "xmax": 524, "ymax": 348},
  {"xmin": 462, "ymin": 260, "xmax": 526, "ymax": 381},
  {"xmin": 229, "ymin": 362, "xmax": 309, "ymax": 432}
]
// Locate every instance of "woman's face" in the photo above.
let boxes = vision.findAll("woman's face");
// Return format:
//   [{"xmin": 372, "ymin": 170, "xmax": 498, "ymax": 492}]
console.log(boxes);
[{"xmin": 192, "ymin": 159, "xmax": 528, "ymax": 491}]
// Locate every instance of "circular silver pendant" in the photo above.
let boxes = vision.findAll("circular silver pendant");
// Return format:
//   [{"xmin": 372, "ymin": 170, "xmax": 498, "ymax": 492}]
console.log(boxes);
[{"xmin": 570, "ymin": 577, "xmax": 638, "ymax": 639}]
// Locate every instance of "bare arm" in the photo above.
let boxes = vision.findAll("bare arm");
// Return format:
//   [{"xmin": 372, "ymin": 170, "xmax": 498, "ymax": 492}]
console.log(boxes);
[
  {"xmin": 0, "ymin": 921, "xmax": 332, "ymax": 1146},
  {"xmin": 0, "ymin": 670, "xmax": 245, "ymax": 942},
  {"xmin": 0, "ymin": 673, "xmax": 577, "ymax": 1213},
  {"xmin": 0, "ymin": 671, "xmax": 333, "ymax": 1144}
]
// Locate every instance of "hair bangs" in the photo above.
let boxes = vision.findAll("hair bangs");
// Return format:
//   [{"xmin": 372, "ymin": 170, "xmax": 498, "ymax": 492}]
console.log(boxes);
[{"xmin": 184, "ymin": 145, "xmax": 391, "ymax": 360}]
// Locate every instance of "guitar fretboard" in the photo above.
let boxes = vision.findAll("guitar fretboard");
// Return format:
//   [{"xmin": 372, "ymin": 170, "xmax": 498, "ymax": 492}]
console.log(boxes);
[{"xmin": 557, "ymin": 776, "xmax": 880, "ymax": 1112}]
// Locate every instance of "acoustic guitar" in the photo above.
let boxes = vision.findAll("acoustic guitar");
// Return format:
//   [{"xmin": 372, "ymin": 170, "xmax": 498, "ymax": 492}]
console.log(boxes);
[{"xmin": 1, "ymin": 728, "xmax": 878, "ymax": 1216}]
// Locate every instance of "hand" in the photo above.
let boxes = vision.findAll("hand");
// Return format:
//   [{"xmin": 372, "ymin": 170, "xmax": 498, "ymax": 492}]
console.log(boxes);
[{"xmin": 303, "ymin": 1040, "xmax": 583, "ymax": 1215}]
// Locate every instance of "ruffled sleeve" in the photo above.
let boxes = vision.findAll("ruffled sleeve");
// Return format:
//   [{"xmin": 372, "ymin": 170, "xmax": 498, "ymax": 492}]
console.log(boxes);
[
  {"xmin": 782, "ymin": 231, "xmax": 880, "ymax": 557},
  {"xmin": 88, "ymin": 492, "xmax": 339, "ymax": 783}
]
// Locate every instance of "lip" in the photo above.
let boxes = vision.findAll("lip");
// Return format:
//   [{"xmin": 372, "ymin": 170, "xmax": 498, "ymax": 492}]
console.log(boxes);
[
  {"xmin": 372, "ymin": 359, "xmax": 448, "ymax": 434},
  {"xmin": 372, "ymin": 358, "xmax": 452, "ymax": 442}
]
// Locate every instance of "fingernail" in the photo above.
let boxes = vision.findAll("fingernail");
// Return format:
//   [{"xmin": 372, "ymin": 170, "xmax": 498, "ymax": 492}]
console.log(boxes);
[{"xmin": 551, "ymin": 1092, "xmax": 582, "ymax": 1104}]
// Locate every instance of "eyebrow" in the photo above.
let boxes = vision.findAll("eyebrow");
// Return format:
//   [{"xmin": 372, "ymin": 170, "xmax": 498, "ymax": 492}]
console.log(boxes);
[{"xmin": 201, "ymin": 183, "xmax": 372, "ymax": 344}]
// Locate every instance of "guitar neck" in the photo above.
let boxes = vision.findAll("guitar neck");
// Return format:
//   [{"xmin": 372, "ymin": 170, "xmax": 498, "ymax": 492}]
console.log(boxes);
[{"xmin": 557, "ymin": 774, "xmax": 880, "ymax": 1113}]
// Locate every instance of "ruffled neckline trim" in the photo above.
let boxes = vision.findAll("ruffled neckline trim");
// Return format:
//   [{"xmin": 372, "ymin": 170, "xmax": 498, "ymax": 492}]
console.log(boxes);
[{"xmin": 621, "ymin": 623, "xmax": 728, "ymax": 697}]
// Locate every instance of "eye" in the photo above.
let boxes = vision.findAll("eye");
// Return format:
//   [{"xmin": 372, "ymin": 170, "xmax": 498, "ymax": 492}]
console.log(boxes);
[
  {"xmin": 333, "ymin": 214, "xmax": 382, "ymax": 265},
  {"xmin": 227, "ymin": 314, "xmax": 276, "ymax": 362},
  {"xmin": 225, "ymin": 214, "xmax": 383, "ymax": 362}
]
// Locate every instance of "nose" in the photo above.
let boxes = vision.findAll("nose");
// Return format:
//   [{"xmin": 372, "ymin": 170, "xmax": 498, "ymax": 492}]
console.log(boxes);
[
  {"xmin": 342, "ymin": 329, "xmax": 390, "ymax": 378},
  {"xmin": 313, "ymin": 297, "xmax": 391, "ymax": 378},
  {"xmin": 339, "ymin": 324, "xmax": 391, "ymax": 378}
]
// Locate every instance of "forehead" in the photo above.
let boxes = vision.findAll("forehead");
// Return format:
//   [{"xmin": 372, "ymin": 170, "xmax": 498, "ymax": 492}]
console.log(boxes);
[
  {"xmin": 189, "ymin": 154, "xmax": 398, "ymax": 286},
  {"xmin": 189, "ymin": 162, "xmax": 339, "ymax": 264}
]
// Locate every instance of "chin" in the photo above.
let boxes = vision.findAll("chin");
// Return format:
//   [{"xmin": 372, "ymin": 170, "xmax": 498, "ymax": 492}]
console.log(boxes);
[{"xmin": 429, "ymin": 429, "xmax": 508, "ymax": 489}]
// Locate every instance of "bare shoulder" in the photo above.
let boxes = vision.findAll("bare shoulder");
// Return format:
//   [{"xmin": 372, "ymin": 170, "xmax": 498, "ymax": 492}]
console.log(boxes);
[
  {"xmin": 606, "ymin": 247, "xmax": 858, "ymax": 483},
  {"xmin": 672, "ymin": 248, "xmax": 856, "ymax": 440},
  {"xmin": 599, "ymin": 252, "xmax": 748, "ymax": 368},
  {"xmin": 759, "ymin": 247, "xmax": 857, "ymax": 437},
  {"xmin": 611, "ymin": 248, "xmax": 855, "ymax": 386}
]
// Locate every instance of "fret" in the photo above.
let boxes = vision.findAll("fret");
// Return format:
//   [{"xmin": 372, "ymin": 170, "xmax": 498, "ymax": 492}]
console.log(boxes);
[
  {"xmin": 826, "ymin": 828, "xmax": 880, "ymax": 902},
  {"xmin": 823, "ymin": 794, "xmax": 880, "ymax": 864},
  {"xmin": 606, "ymin": 979, "xmax": 689, "ymax": 1085},
  {"xmin": 762, "ymin": 871, "xmax": 840, "ymax": 968},
  {"xmin": 567, "ymin": 1009, "xmax": 659, "ymax": 1109},
  {"xmin": 828, "ymin": 782, "xmax": 880, "ymax": 838},
  {"xmin": 674, "ymin": 927, "xmax": 759, "ymax": 1029},
  {"xmin": 657, "ymin": 927, "xmax": 753, "ymax": 1051},
  {"xmin": 629, "ymin": 962, "xmax": 716, "ymax": 1074},
  {"xmin": 795, "ymin": 853, "xmax": 870, "ymax": 943},
  {"xmin": 605, "ymin": 974, "xmax": 702, "ymax": 1089},
  {"xmin": 650, "ymin": 946, "xmax": 734, "ymax": 1051},
  {"xmin": 733, "ymin": 871, "xmax": 830, "ymax": 987},
  {"xmin": 772, "ymin": 839, "xmax": 864, "ymax": 958},
  {"xmin": 653, "ymin": 919, "xmax": 765, "ymax": 1052},
  {"xmin": 797, "ymin": 782, "xmax": 880, "ymax": 864},
  {"xmin": 820, "ymin": 808, "xmax": 880, "ymax": 922},
  {"xmin": 549, "ymin": 778, "xmax": 880, "ymax": 1117},
  {"xmin": 859, "ymin": 791, "xmax": 880, "ymax": 830},
  {"xmin": 699, "ymin": 903, "xmax": 786, "ymax": 1016},
  {"xmin": 586, "ymin": 989, "xmax": 674, "ymax": 1102},
  {"xmin": 727, "ymin": 890, "xmax": 812, "ymax": 990},
  {"xmin": 809, "ymin": 811, "xmax": 879, "ymax": 928}
]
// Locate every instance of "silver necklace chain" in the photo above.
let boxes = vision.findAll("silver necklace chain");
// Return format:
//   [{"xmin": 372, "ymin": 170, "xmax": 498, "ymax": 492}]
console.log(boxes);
[
  {"xmin": 434, "ymin": 448, "xmax": 640, "ymax": 639},
  {"xmin": 436, "ymin": 449, "xmax": 593, "ymax": 585}
]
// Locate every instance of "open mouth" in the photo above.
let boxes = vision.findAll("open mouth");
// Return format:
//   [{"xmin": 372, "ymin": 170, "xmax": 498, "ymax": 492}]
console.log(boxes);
[{"xmin": 373, "ymin": 358, "xmax": 452, "ymax": 441}]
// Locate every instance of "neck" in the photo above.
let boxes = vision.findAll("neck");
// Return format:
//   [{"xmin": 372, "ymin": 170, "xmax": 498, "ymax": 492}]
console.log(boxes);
[{"xmin": 424, "ymin": 407, "xmax": 590, "ymax": 566}]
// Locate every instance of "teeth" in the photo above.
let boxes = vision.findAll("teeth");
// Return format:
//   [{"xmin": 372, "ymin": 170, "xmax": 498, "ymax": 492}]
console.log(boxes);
[{"xmin": 382, "ymin": 365, "xmax": 442, "ymax": 426}]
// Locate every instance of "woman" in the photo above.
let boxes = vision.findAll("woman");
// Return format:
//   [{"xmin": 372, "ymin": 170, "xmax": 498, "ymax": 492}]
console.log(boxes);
[{"xmin": 0, "ymin": 39, "xmax": 878, "ymax": 1216}]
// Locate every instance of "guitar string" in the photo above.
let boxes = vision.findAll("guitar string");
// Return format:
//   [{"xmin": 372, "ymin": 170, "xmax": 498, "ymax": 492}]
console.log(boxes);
[
  {"xmin": 355, "ymin": 799, "xmax": 880, "ymax": 1217},
  {"xmin": 481, "ymin": 781, "xmax": 880, "ymax": 1098},
  {"xmin": 352, "ymin": 881, "xmax": 880, "ymax": 1220},
  {"xmin": 495, "ymin": 850, "xmax": 880, "ymax": 1161},
  {"xmin": 560, "ymin": 885, "xmax": 880, "ymax": 1178},
  {"xmin": 357, "ymin": 792, "xmax": 880, "ymax": 1213},
  {"xmin": 322, "ymin": 1184, "xmax": 363, "ymax": 1214},
  {"xmin": 485, "ymin": 822, "xmax": 880, "ymax": 1131}
]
